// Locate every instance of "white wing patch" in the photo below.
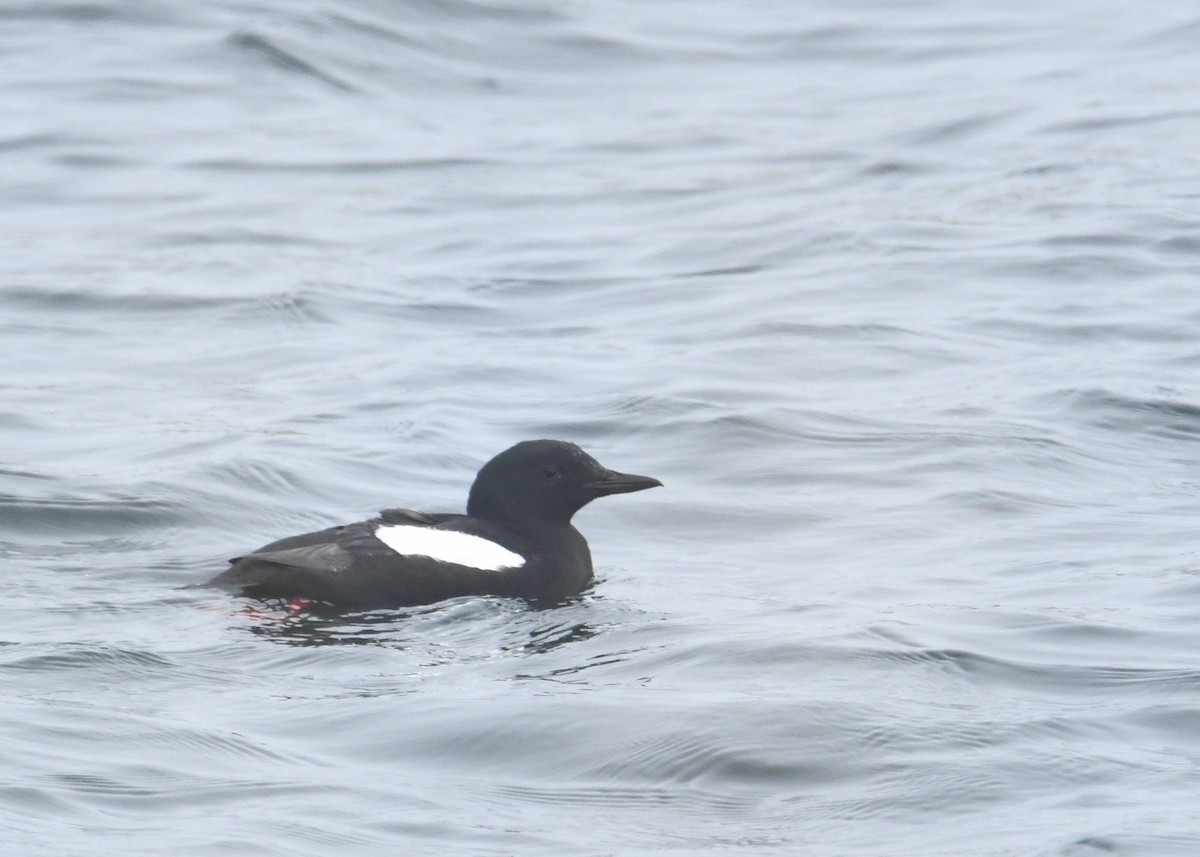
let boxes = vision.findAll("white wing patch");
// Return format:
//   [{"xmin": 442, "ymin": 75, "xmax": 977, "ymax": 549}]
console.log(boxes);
[{"xmin": 374, "ymin": 525, "xmax": 524, "ymax": 572}]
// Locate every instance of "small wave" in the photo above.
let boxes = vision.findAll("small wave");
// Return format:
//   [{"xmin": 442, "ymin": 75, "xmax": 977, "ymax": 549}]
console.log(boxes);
[
  {"xmin": 227, "ymin": 32, "xmax": 358, "ymax": 92},
  {"xmin": 1056, "ymin": 388, "xmax": 1200, "ymax": 439},
  {"xmin": 183, "ymin": 155, "xmax": 487, "ymax": 174},
  {"xmin": 2, "ymin": 644, "xmax": 172, "ymax": 674},
  {"xmin": 860, "ymin": 645, "xmax": 1200, "ymax": 695},
  {"xmin": 0, "ymin": 494, "xmax": 189, "ymax": 536}
]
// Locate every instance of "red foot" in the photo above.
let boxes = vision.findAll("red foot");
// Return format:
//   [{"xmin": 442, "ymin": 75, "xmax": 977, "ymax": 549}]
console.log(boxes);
[{"xmin": 285, "ymin": 596, "xmax": 314, "ymax": 616}]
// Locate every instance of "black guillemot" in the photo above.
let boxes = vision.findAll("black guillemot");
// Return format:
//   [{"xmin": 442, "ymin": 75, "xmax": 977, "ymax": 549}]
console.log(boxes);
[{"xmin": 204, "ymin": 439, "xmax": 661, "ymax": 610}]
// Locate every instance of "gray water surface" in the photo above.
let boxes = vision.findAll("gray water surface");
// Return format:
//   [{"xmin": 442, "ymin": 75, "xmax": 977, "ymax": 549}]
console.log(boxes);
[{"xmin": 4, "ymin": 2, "xmax": 1200, "ymax": 855}]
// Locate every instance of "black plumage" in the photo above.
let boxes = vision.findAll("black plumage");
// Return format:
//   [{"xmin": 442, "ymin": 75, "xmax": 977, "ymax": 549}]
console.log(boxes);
[{"xmin": 204, "ymin": 439, "xmax": 661, "ymax": 610}]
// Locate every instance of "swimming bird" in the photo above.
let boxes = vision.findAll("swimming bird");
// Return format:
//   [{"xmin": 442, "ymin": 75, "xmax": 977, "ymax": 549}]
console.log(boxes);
[{"xmin": 204, "ymin": 439, "xmax": 661, "ymax": 610}]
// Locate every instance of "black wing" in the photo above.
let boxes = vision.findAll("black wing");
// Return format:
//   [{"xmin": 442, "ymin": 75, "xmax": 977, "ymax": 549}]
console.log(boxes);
[{"xmin": 206, "ymin": 512, "xmax": 531, "ymax": 609}]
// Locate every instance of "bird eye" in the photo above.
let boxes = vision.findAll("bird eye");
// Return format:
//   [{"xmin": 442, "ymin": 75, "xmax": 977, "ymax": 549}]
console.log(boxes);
[{"xmin": 543, "ymin": 467, "xmax": 560, "ymax": 479}]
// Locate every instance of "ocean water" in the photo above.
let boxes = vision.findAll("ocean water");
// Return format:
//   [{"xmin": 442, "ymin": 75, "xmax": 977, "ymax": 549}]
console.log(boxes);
[{"xmin": 4, "ymin": 1, "xmax": 1200, "ymax": 854}]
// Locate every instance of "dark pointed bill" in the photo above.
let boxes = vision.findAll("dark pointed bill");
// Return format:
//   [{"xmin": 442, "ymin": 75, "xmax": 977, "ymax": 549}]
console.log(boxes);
[{"xmin": 585, "ymin": 468, "xmax": 663, "ymax": 497}]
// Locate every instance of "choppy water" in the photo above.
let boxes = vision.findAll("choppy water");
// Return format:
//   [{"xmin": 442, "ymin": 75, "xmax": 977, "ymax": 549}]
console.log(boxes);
[{"xmin": 5, "ymin": 1, "xmax": 1200, "ymax": 854}]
